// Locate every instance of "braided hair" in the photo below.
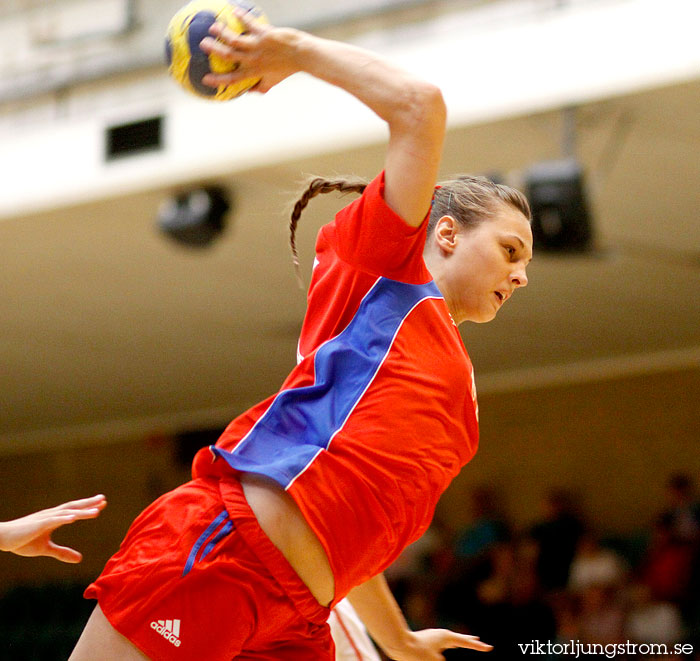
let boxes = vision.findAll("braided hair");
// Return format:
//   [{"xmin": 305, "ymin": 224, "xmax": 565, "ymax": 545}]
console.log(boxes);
[{"xmin": 289, "ymin": 177, "xmax": 369, "ymax": 284}]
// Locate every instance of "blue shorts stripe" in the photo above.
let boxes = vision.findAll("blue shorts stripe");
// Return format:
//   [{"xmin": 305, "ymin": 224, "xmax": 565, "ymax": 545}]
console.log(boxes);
[
  {"xmin": 199, "ymin": 519, "xmax": 235, "ymax": 563},
  {"xmin": 182, "ymin": 509, "xmax": 229, "ymax": 577},
  {"xmin": 213, "ymin": 277, "xmax": 442, "ymax": 488}
]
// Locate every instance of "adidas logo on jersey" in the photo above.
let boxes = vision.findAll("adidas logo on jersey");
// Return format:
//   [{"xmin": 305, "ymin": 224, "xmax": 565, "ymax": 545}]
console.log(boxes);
[{"xmin": 151, "ymin": 619, "xmax": 182, "ymax": 647}]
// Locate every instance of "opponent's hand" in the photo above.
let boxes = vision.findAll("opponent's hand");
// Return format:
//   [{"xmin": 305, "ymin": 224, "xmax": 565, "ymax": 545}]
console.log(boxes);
[
  {"xmin": 0, "ymin": 494, "xmax": 107, "ymax": 563},
  {"xmin": 199, "ymin": 9, "xmax": 302, "ymax": 94},
  {"xmin": 383, "ymin": 628, "xmax": 493, "ymax": 661}
]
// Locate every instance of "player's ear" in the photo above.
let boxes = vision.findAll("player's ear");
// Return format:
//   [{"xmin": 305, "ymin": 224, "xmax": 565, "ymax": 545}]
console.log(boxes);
[{"xmin": 433, "ymin": 215, "xmax": 459, "ymax": 255}]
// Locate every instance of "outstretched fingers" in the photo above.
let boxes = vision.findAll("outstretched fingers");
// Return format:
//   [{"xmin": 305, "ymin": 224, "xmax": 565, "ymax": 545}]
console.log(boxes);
[
  {"xmin": 393, "ymin": 628, "xmax": 493, "ymax": 660},
  {"xmin": 50, "ymin": 494, "xmax": 107, "ymax": 514},
  {"xmin": 45, "ymin": 540, "xmax": 84, "ymax": 564},
  {"xmin": 43, "ymin": 495, "xmax": 107, "ymax": 525},
  {"xmin": 0, "ymin": 495, "xmax": 107, "ymax": 561},
  {"xmin": 444, "ymin": 632, "xmax": 493, "ymax": 652}
]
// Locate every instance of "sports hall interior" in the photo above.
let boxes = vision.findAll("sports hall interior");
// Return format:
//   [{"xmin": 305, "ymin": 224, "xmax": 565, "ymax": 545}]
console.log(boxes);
[{"xmin": 0, "ymin": 0, "xmax": 698, "ymax": 658}]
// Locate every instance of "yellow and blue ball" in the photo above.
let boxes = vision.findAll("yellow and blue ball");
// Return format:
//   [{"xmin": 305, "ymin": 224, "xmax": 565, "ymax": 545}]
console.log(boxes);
[{"xmin": 165, "ymin": 0, "xmax": 267, "ymax": 101}]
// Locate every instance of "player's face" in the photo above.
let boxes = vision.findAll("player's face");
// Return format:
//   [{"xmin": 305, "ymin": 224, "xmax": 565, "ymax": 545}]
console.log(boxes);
[{"xmin": 440, "ymin": 205, "xmax": 533, "ymax": 324}]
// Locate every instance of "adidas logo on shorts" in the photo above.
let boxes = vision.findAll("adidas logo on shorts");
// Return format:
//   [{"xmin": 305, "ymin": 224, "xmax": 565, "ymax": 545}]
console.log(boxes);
[{"xmin": 151, "ymin": 619, "xmax": 182, "ymax": 647}]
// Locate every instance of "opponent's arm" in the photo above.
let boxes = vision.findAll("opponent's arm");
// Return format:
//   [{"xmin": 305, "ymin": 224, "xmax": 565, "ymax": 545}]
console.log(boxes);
[
  {"xmin": 200, "ymin": 11, "xmax": 446, "ymax": 228},
  {"xmin": 346, "ymin": 573, "xmax": 492, "ymax": 661},
  {"xmin": 0, "ymin": 494, "xmax": 107, "ymax": 563}
]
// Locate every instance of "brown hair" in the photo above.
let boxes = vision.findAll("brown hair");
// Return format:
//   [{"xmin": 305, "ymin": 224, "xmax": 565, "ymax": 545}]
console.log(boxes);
[
  {"xmin": 289, "ymin": 174, "xmax": 531, "ymax": 281},
  {"xmin": 429, "ymin": 175, "xmax": 531, "ymax": 235},
  {"xmin": 289, "ymin": 177, "xmax": 368, "ymax": 283}
]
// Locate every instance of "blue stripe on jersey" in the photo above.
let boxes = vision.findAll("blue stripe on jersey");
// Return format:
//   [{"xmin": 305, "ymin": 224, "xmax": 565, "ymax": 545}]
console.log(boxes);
[{"xmin": 212, "ymin": 277, "xmax": 443, "ymax": 489}]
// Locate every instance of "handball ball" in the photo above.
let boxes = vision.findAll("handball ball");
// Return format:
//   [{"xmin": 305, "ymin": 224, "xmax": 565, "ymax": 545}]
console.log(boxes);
[{"xmin": 165, "ymin": 0, "xmax": 267, "ymax": 101}]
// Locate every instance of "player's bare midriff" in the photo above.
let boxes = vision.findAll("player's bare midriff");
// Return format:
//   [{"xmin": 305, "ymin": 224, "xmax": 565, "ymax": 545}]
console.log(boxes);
[{"xmin": 240, "ymin": 473, "xmax": 336, "ymax": 608}]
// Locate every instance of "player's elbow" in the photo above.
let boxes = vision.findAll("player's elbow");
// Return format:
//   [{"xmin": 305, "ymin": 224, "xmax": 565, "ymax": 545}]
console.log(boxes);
[
  {"xmin": 419, "ymin": 82, "xmax": 447, "ymax": 122},
  {"xmin": 396, "ymin": 81, "xmax": 447, "ymax": 135}
]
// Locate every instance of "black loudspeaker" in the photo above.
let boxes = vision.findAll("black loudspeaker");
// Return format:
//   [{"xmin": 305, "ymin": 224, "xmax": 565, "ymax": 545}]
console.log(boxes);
[
  {"xmin": 157, "ymin": 186, "xmax": 231, "ymax": 247},
  {"xmin": 525, "ymin": 159, "xmax": 593, "ymax": 252}
]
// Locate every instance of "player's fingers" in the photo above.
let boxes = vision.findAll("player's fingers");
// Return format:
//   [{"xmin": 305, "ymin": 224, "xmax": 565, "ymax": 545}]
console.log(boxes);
[
  {"xmin": 250, "ymin": 80, "xmax": 270, "ymax": 94},
  {"xmin": 201, "ymin": 70, "xmax": 251, "ymax": 88},
  {"xmin": 445, "ymin": 633, "xmax": 493, "ymax": 652},
  {"xmin": 45, "ymin": 514, "xmax": 78, "ymax": 527},
  {"xmin": 200, "ymin": 36, "xmax": 256, "ymax": 72},
  {"xmin": 39, "ymin": 507, "xmax": 101, "ymax": 534},
  {"xmin": 29, "ymin": 515, "xmax": 78, "ymax": 539},
  {"xmin": 54, "ymin": 507, "xmax": 103, "ymax": 521},
  {"xmin": 231, "ymin": 6, "xmax": 265, "ymax": 35},
  {"xmin": 199, "ymin": 36, "xmax": 240, "ymax": 60},
  {"xmin": 46, "ymin": 542, "xmax": 83, "ymax": 564},
  {"xmin": 208, "ymin": 22, "xmax": 256, "ymax": 50},
  {"xmin": 50, "ymin": 494, "xmax": 106, "ymax": 513}
]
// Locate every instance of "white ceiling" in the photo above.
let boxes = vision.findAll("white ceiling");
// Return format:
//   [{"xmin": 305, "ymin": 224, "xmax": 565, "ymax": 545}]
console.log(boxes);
[{"xmin": 1, "ymin": 78, "xmax": 699, "ymax": 453}]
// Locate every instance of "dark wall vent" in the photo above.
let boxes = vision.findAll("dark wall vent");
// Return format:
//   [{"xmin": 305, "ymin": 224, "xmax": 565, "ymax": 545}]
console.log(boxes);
[{"xmin": 105, "ymin": 116, "xmax": 163, "ymax": 161}]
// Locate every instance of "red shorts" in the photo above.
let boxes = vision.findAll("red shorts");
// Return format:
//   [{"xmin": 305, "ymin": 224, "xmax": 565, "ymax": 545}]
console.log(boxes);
[{"xmin": 85, "ymin": 477, "xmax": 333, "ymax": 660}]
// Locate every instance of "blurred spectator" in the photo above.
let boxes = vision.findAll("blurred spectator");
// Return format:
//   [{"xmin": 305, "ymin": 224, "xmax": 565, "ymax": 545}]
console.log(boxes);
[
  {"xmin": 461, "ymin": 539, "xmax": 556, "ymax": 660},
  {"xmin": 385, "ymin": 523, "xmax": 444, "ymax": 591},
  {"xmin": 625, "ymin": 582, "xmax": 685, "ymax": 646},
  {"xmin": 453, "ymin": 486, "xmax": 510, "ymax": 561},
  {"xmin": 550, "ymin": 591, "xmax": 580, "ymax": 643},
  {"xmin": 529, "ymin": 488, "xmax": 584, "ymax": 591},
  {"xmin": 576, "ymin": 584, "xmax": 626, "ymax": 646},
  {"xmin": 649, "ymin": 472, "xmax": 700, "ymax": 644},
  {"xmin": 641, "ymin": 516, "xmax": 695, "ymax": 604},
  {"xmin": 659, "ymin": 473, "xmax": 700, "ymax": 544},
  {"xmin": 568, "ymin": 532, "xmax": 628, "ymax": 593},
  {"xmin": 435, "ymin": 487, "xmax": 510, "ymax": 630},
  {"xmin": 385, "ymin": 523, "xmax": 446, "ymax": 628},
  {"xmin": 476, "ymin": 542, "xmax": 517, "ymax": 606}
]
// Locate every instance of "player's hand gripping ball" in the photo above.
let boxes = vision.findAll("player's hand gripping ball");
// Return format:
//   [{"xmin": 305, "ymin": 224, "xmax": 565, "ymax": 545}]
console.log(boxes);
[{"xmin": 165, "ymin": 0, "xmax": 268, "ymax": 100}]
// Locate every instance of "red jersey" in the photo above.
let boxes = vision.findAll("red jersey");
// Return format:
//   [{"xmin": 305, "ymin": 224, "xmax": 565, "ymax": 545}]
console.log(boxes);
[{"xmin": 193, "ymin": 171, "xmax": 479, "ymax": 601}]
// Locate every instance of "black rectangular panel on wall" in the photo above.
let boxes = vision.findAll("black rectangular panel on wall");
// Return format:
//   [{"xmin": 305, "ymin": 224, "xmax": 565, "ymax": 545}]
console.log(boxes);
[{"xmin": 105, "ymin": 115, "xmax": 163, "ymax": 160}]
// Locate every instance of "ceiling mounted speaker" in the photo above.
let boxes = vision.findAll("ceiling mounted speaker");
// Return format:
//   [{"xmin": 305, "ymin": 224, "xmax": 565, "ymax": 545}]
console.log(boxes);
[
  {"xmin": 157, "ymin": 186, "xmax": 231, "ymax": 247},
  {"xmin": 525, "ymin": 159, "xmax": 593, "ymax": 252}
]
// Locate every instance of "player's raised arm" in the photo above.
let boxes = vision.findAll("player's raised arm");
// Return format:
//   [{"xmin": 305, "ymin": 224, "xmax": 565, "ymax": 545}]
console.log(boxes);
[{"xmin": 200, "ymin": 9, "xmax": 446, "ymax": 227}]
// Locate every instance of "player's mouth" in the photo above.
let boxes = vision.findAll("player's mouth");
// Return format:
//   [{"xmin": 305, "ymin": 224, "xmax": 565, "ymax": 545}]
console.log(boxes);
[{"xmin": 494, "ymin": 290, "xmax": 511, "ymax": 307}]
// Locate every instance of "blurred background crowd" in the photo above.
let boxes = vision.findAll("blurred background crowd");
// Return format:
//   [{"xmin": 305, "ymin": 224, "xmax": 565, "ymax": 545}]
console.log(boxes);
[{"xmin": 385, "ymin": 473, "xmax": 700, "ymax": 660}]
